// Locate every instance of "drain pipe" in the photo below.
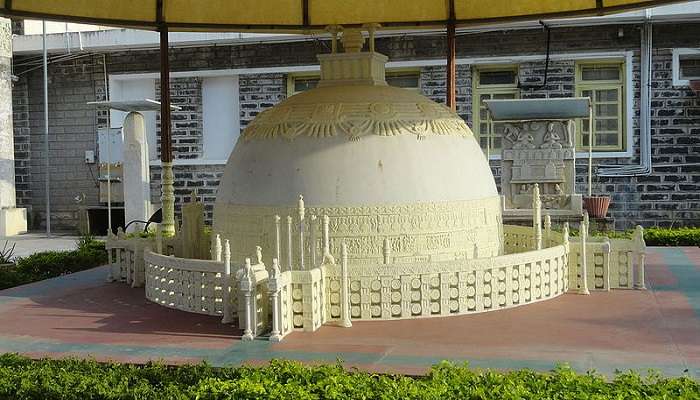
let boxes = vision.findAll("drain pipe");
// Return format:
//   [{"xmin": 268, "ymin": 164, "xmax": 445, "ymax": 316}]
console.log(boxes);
[{"xmin": 598, "ymin": 14, "xmax": 652, "ymax": 177}]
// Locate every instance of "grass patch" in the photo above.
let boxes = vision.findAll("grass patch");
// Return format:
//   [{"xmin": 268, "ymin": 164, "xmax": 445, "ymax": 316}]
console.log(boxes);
[{"xmin": 0, "ymin": 236, "xmax": 108, "ymax": 290}]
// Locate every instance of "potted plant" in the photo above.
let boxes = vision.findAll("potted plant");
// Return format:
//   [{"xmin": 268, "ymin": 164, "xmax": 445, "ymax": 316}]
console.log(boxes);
[
  {"xmin": 583, "ymin": 170, "xmax": 611, "ymax": 218},
  {"xmin": 0, "ymin": 240, "xmax": 16, "ymax": 268}
]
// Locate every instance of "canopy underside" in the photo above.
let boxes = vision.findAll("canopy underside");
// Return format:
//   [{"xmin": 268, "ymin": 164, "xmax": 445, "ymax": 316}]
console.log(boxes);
[{"xmin": 0, "ymin": 0, "xmax": 687, "ymax": 32}]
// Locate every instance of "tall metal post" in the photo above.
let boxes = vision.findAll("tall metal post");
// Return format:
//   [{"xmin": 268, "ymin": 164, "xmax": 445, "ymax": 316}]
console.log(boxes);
[
  {"xmin": 159, "ymin": 26, "xmax": 175, "ymax": 235},
  {"xmin": 42, "ymin": 21, "xmax": 51, "ymax": 237},
  {"xmin": 446, "ymin": 21, "xmax": 456, "ymax": 111},
  {"xmin": 588, "ymin": 101, "xmax": 593, "ymax": 197}
]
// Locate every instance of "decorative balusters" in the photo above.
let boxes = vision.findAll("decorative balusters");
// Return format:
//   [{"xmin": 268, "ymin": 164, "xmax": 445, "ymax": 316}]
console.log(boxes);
[
  {"xmin": 213, "ymin": 234, "xmax": 222, "ymax": 262},
  {"xmin": 579, "ymin": 212, "xmax": 591, "ymax": 295},
  {"xmin": 274, "ymin": 215, "xmax": 281, "ymax": 264},
  {"xmin": 340, "ymin": 243, "xmax": 352, "ymax": 327},
  {"xmin": 601, "ymin": 238, "xmax": 611, "ymax": 291},
  {"xmin": 241, "ymin": 258, "xmax": 254, "ymax": 341},
  {"xmin": 543, "ymin": 214, "xmax": 551, "ymax": 247},
  {"xmin": 322, "ymin": 215, "xmax": 334, "ymax": 264},
  {"xmin": 268, "ymin": 258, "xmax": 282, "ymax": 342},
  {"xmin": 633, "ymin": 225, "xmax": 646, "ymax": 289},
  {"xmin": 222, "ymin": 240, "xmax": 233, "ymax": 324},
  {"xmin": 310, "ymin": 215, "xmax": 318, "ymax": 268},
  {"xmin": 532, "ymin": 183, "xmax": 542, "ymax": 250},
  {"xmin": 287, "ymin": 216, "xmax": 293, "ymax": 271},
  {"xmin": 383, "ymin": 237, "xmax": 391, "ymax": 265},
  {"xmin": 298, "ymin": 195, "xmax": 305, "ymax": 270}
]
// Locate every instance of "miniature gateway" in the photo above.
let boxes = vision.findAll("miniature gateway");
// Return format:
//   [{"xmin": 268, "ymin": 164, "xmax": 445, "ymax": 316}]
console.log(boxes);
[{"xmin": 107, "ymin": 27, "xmax": 646, "ymax": 342}]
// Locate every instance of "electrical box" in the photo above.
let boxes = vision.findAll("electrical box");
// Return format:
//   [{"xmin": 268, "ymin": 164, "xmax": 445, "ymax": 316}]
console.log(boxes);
[
  {"xmin": 97, "ymin": 127, "xmax": 124, "ymax": 164},
  {"xmin": 84, "ymin": 150, "xmax": 95, "ymax": 164}
]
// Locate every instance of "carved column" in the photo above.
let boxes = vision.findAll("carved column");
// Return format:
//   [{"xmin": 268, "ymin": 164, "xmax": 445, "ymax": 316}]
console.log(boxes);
[
  {"xmin": 0, "ymin": 18, "xmax": 27, "ymax": 236},
  {"xmin": 633, "ymin": 225, "xmax": 646, "ymax": 290},
  {"xmin": 340, "ymin": 243, "xmax": 352, "ymax": 328},
  {"xmin": 221, "ymin": 240, "xmax": 233, "ymax": 324},
  {"xmin": 160, "ymin": 162, "xmax": 175, "ymax": 236},
  {"xmin": 579, "ymin": 212, "xmax": 590, "ymax": 295},
  {"xmin": 532, "ymin": 184, "xmax": 542, "ymax": 250},
  {"xmin": 268, "ymin": 259, "xmax": 282, "ymax": 342},
  {"xmin": 241, "ymin": 258, "xmax": 254, "ymax": 340}
]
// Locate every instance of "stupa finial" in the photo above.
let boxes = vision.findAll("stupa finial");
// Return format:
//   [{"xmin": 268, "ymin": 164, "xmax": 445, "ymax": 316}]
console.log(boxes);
[{"xmin": 341, "ymin": 28, "xmax": 364, "ymax": 53}]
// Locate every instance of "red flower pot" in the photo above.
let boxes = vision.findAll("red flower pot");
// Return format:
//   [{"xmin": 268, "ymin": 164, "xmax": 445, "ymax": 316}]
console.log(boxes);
[{"xmin": 583, "ymin": 196, "xmax": 611, "ymax": 218}]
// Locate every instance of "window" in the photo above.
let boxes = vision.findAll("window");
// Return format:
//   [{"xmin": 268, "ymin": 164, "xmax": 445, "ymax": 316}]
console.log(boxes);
[
  {"xmin": 679, "ymin": 55, "xmax": 700, "ymax": 80},
  {"xmin": 471, "ymin": 66, "xmax": 519, "ymax": 154},
  {"xmin": 575, "ymin": 62, "xmax": 625, "ymax": 151},
  {"xmin": 287, "ymin": 69, "xmax": 421, "ymax": 97}
]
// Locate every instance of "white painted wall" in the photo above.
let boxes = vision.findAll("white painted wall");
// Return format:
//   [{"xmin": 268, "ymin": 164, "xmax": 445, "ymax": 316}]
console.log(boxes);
[{"xmin": 202, "ymin": 76, "xmax": 240, "ymax": 161}]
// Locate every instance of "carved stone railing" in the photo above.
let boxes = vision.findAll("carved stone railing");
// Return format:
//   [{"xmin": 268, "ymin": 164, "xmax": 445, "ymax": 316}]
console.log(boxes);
[
  {"xmin": 238, "ymin": 257, "xmax": 270, "ymax": 340},
  {"xmin": 503, "ymin": 225, "xmax": 536, "ymax": 254},
  {"xmin": 144, "ymin": 250, "xmax": 226, "ymax": 316},
  {"xmin": 106, "ymin": 235, "xmax": 152, "ymax": 287},
  {"xmin": 569, "ymin": 225, "xmax": 646, "ymax": 291},
  {"xmin": 321, "ymin": 242, "xmax": 569, "ymax": 321},
  {"xmin": 268, "ymin": 263, "xmax": 295, "ymax": 342}
]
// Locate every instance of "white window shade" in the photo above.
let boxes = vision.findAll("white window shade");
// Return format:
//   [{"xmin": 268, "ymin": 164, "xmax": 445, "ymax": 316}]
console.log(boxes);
[{"xmin": 202, "ymin": 76, "xmax": 240, "ymax": 162}]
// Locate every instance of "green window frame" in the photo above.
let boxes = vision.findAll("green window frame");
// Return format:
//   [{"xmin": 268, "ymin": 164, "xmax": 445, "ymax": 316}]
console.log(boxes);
[
  {"xmin": 471, "ymin": 66, "xmax": 520, "ymax": 155},
  {"xmin": 575, "ymin": 62, "xmax": 625, "ymax": 152}
]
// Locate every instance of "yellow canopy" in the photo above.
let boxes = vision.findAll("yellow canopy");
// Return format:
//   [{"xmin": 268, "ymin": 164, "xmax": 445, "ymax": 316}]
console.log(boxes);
[{"xmin": 0, "ymin": 0, "xmax": 686, "ymax": 32}]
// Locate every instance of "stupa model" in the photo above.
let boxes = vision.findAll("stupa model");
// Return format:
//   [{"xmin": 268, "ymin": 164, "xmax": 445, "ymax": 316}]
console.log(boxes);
[
  {"xmin": 107, "ymin": 26, "xmax": 645, "ymax": 342},
  {"xmin": 214, "ymin": 28, "xmax": 503, "ymax": 266}
]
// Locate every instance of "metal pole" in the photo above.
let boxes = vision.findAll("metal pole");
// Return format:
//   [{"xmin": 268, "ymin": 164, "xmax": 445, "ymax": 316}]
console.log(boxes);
[
  {"xmin": 42, "ymin": 20, "xmax": 51, "ymax": 237},
  {"xmin": 106, "ymin": 129, "xmax": 112, "ymax": 234},
  {"xmin": 446, "ymin": 21, "xmax": 456, "ymax": 111},
  {"xmin": 588, "ymin": 101, "xmax": 593, "ymax": 197},
  {"xmin": 159, "ymin": 26, "xmax": 175, "ymax": 235}
]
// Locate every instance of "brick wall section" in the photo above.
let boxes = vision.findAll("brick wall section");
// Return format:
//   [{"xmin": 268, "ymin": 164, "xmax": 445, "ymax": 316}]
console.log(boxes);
[
  {"xmin": 150, "ymin": 165, "xmax": 224, "ymax": 222},
  {"xmin": 519, "ymin": 61, "xmax": 576, "ymax": 99},
  {"xmin": 18, "ymin": 54, "xmax": 106, "ymax": 230},
  {"xmin": 12, "ymin": 78, "xmax": 31, "ymax": 210},
  {"xmin": 11, "ymin": 22, "xmax": 700, "ymax": 231},
  {"xmin": 239, "ymin": 73, "xmax": 287, "ymax": 130},
  {"xmin": 155, "ymin": 77, "xmax": 204, "ymax": 160}
]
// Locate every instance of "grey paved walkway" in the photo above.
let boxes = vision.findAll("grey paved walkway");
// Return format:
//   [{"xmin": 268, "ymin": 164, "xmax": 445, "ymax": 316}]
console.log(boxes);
[{"xmin": 0, "ymin": 232, "xmax": 81, "ymax": 258}]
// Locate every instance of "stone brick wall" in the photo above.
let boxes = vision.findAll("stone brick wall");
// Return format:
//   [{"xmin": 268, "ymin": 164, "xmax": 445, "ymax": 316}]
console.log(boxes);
[
  {"xmin": 239, "ymin": 73, "xmax": 286, "ymax": 130},
  {"xmin": 15, "ymin": 54, "xmax": 106, "ymax": 230},
  {"xmin": 12, "ymin": 78, "xmax": 31, "ymax": 210},
  {"xmin": 155, "ymin": 77, "xmax": 204, "ymax": 160},
  {"xmin": 10, "ymin": 22, "xmax": 700, "ymax": 231},
  {"xmin": 150, "ymin": 165, "xmax": 224, "ymax": 223}
]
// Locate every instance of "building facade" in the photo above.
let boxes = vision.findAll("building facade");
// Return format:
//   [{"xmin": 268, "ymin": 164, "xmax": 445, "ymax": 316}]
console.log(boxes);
[{"xmin": 8, "ymin": 8, "xmax": 700, "ymax": 232}]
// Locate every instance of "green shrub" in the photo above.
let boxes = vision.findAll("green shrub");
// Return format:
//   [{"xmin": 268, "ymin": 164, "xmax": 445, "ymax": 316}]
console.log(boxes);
[
  {"xmin": 644, "ymin": 227, "xmax": 700, "ymax": 247},
  {"xmin": 0, "ymin": 355, "xmax": 696, "ymax": 399},
  {"xmin": 0, "ymin": 236, "xmax": 108, "ymax": 290},
  {"xmin": 567, "ymin": 226, "xmax": 700, "ymax": 246}
]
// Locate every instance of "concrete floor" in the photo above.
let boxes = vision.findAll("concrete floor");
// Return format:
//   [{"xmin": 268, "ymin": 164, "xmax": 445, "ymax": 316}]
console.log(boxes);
[
  {"xmin": 0, "ymin": 232, "xmax": 81, "ymax": 258},
  {"xmin": 0, "ymin": 247, "xmax": 698, "ymax": 377}
]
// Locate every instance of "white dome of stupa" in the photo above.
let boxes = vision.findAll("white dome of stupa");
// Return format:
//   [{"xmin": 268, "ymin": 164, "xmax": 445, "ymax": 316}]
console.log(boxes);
[{"xmin": 214, "ymin": 30, "xmax": 502, "ymax": 265}]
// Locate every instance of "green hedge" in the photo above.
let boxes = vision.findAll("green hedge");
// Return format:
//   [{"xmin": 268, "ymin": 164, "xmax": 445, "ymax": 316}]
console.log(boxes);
[
  {"xmin": 644, "ymin": 227, "xmax": 700, "ymax": 247},
  {"xmin": 0, "ymin": 354, "xmax": 697, "ymax": 399},
  {"xmin": 0, "ymin": 238, "xmax": 108, "ymax": 290},
  {"xmin": 568, "ymin": 227, "xmax": 700, "ymax": 247}
]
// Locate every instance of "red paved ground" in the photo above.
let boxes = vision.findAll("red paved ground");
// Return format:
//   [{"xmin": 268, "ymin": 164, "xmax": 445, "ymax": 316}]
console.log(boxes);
[{"xmin": 0, "ymin": 247, "xmax": 698, "ymax": 376}]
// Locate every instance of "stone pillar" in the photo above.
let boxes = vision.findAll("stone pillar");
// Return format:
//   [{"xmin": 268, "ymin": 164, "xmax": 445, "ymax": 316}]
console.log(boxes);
[
  {"xmin": 0, "ymin": 18, "xmax": 27, "ymax": 236},
  {"xmin": 122, "ymin": 112, "xmax": 151, "ymax": 233}
]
